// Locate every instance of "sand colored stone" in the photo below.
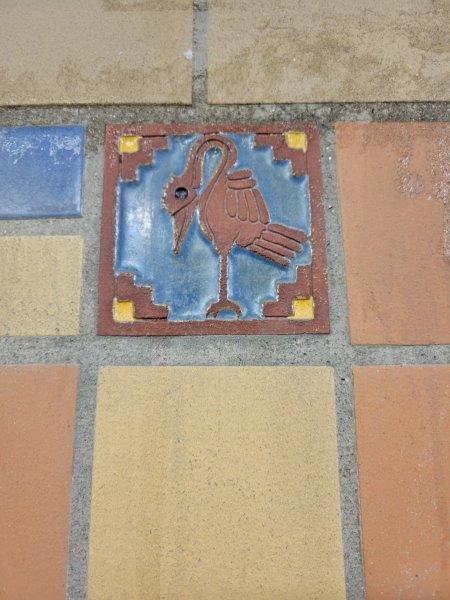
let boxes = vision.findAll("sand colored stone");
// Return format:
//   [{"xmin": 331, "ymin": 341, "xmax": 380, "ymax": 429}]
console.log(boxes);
[
  {"xmin": 0, "ymin": 236, "xmax": 83, "ymax": 336},
  {"xmin": 88, "ymin": 366, "xmax": 345, "ymax": 599},
  {"xmin": 354, "ymin": 365, "xmax": 450, "ymax": 599},
  {"xmin": 0, "ymin": 1, "xmax": 192, "ymax": 105},
  {"xmin": 336, "ymin": 122, "xmax": 450, "ymax": 345},
  {"xmin": 0, "ymin": 364, "xmax": 78, "ymax": 600},
  {"xmin": 208, "ymin": 0, "xmax": 450, "ymax": 103}
]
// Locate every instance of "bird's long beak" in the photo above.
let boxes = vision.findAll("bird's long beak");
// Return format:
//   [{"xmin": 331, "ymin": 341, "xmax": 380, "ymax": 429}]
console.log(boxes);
[{"xmin": 173, "ymin": 201, "xmax": 196, "ymax": 254}]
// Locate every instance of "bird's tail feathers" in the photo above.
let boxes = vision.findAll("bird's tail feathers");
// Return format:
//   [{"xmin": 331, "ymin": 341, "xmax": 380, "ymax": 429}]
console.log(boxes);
[{"xmin": 247, "ymin": 224, "xmax": 307, "ymax": 266}]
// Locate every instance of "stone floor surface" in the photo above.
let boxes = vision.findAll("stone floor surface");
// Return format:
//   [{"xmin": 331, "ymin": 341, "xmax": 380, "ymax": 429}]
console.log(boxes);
[{"xmin": 0, "ymin": 1, "xmax": 449, "ymax": 600}]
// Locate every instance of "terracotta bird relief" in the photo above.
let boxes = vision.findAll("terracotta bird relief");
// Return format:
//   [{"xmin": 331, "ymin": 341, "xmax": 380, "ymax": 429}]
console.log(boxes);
[{"xmin": 163, "ymin": 134, "xmax": 307, "ymax": 318}]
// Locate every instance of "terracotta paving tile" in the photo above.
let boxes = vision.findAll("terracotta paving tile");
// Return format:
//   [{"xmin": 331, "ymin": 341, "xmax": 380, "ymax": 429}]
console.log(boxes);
[
  {"xmin": 88, "ymin": 366, "xmax": 345, "ymax": 599},
  {"xmin": 354, "ymin": 365, "xmax": 450, "ymax": 599},
  {"xmin": 0, "ymin": 126, "xmax": 85, "ymax": 218},
  {"xmin": 98, "ymin": 123, "xmax": 329, "ymax": 335},
  {"xmin": 0, "ymin": 236, "xmax": 83, "ymax": 336},
  {"xmin": 0, "ymin": 364, "xmax": 78, "ymax": 600},
  {"xmin": 0, "ymin": 1, "xmax": 192, "ymax": 105},
  {"xmin": 336, "ymin": 122, "xmax": 450, "ymax": 345},
  {"xmin": 208, "ymin": 1, "xmax": 449, "ymax": 103}
]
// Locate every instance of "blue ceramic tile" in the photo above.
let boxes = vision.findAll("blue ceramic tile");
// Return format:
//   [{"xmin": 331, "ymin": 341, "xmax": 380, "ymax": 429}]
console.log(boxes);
[
  {"xmin": 0, "ymin": 126, "xmax": 85, "ymax": 218},
  {"xmin": 116, "ymin": 134, "xmax": 311, "ymax": 321},
  {"xmin": 99, "ymin": 124, "xmax": 329, "ymax": 335}
]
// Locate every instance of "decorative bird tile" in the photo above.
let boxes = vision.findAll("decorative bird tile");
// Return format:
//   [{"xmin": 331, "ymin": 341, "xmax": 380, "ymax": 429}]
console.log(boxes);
[{"xmin": 98, "ymin": 123, "xmax": 329, "ymax": 335}]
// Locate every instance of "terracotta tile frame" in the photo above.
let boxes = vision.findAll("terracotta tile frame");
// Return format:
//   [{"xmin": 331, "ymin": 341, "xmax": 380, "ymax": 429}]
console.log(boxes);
[{"xmin": 98, "ymin": 123, "xmax": 329, "ymax": 335}]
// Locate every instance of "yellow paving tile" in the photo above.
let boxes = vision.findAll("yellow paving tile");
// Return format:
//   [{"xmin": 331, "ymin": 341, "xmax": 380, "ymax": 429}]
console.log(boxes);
[
  {"xmin": 0, "ymin": 236, "xmax": 83, "ymax": 336},
  {"xmin": 88, "ymin": 366, "xmax": 345, "ymax": 600},
  {"xmin": 208, "ymin": 0, "xmax": 450, "ymax": 103},
  {"xmin": 0, "ymin": 1, "xmax": 192, "ymax": 105}
]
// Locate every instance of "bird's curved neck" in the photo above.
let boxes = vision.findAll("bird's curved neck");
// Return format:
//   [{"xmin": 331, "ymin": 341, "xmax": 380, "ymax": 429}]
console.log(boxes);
[{"xmin": 188, "ymin": 136, "xmax": 236, "ymax": 191}]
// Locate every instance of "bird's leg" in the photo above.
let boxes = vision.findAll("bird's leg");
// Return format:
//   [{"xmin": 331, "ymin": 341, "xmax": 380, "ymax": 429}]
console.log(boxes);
[
  {"xmin": 219, "ymin": 251, "xmax": 229, "ymax": 302},
  {"xmin": 206, "ymin": 251, "xmax": 242, "ymax": 318}
]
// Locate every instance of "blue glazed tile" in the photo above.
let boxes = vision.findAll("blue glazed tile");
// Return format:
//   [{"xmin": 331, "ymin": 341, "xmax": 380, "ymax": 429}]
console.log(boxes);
[
  {"xmin": 116, "ymin": 134, "xmax": 311, "ymax": 321},
  {"xmin": 99, "ymin": 124, "xmax": 329, "ymax": 335},
  {"xmin": 0, "ymin": 125, "xmax": 85, "ymax": 218}
]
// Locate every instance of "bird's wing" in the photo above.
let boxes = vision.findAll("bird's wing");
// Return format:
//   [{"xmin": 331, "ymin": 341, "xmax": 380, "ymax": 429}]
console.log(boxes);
[
  {"xmin": 225, "ymin": 170, "xmax": 306, "ymax": 266},
  {"xmin": 224, "ymin": 170, "xmax": 269, "ymax": 225}
]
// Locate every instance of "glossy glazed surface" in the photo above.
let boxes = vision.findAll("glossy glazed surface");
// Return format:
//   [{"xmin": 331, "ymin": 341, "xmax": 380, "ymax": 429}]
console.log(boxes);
[{"xmin": 0, "ymin": 125, "xmax": 85, "ymax": 218}]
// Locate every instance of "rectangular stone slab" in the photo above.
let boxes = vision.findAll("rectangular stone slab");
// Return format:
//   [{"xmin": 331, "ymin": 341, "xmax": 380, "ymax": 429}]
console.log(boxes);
[
  {"xmin": 0, "ymin": 1, "xmax": 192, "ymax": 105},
  {"xmin": 88, "ymin": 366, "xmax": 345, "ymax": 599},
  {"xmin": 0, "ymin": 126, "xmax": 85, "ymax": 218},
  {"xmin": 336, "ymin": 122, "xmax": 450, "ymax": 345},
  {"xmin": 208, "ymin": 0, "xmax": 449, "ymax": 103},
  {"xmin": 354, "ymin": 365, "xmax": 450, "ymax": 599},
  {"xmin": 0, "ymin": 236, "xmax": 83, "ymax": 336},
  {"xmin": 0, "ymin": 364, "xmax": 78, "ymax": 600}
]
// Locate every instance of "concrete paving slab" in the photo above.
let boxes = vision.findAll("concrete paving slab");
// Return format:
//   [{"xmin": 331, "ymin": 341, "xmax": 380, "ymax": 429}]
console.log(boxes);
[
  {"xmin": 208, "ymin": 0, "xmax": 450, "ymax": 104},
  {"xmin": 0, "ymin": 1, "xmax": 193, "ymax": 105}
]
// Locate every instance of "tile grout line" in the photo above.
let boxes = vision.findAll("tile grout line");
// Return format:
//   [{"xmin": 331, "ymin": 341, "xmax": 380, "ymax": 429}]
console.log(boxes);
[
  {"xmin": 320, "ymin": 128, "xmax": 365, "ymax": 599},
  {"xmin": 0, "ymin": 103, "xmax": 448, "ymax": 129},
  {"xmin": 192, "ymin": 0, "xmax": 209, "ymax": 109},
  {"xmin": 322, "ymin": 130, "xmax": 365, "ymax": 600},
  {"xmin": 0, "ymin": 337, "xmax": 448, "ymax": 365},
  {"xmin": 65, "ymin": 134, "xmax": 103, "ymax": 600}
]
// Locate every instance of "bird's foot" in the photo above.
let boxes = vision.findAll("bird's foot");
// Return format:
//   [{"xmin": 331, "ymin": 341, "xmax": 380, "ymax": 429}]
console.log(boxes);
[{"xmin": 206, "ymin": 299, "xmax": 242, "ymax": 319}]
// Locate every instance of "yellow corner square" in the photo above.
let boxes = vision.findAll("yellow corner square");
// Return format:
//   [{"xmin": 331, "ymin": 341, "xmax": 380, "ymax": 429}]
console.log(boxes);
[
  {"xmin": 284, "ymin": 131, "xmax": 308, "ymax": 152},
  {"xmin": 113, "ymin": 298, "xmax": 134, "ymax": 323},
  {"xmin": 118, "ymin": 135, "xmax": 141, "ymax": 154},
  {"xmin": 289, "ymin": 296, "xmax": 315, "ymax": 320}
]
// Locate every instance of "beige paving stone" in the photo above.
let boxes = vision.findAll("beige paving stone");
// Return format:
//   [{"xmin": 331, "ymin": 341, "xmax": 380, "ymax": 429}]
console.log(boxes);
[
  {"xmin": 0, "ymin": 236, "xmax": 83, "ymax": 336},
  {"xmin": 88, "ymin": 366, "xmax": 345, "ymax": 600},
  {"xmin": 0, "ymin": 1, "xmax": 192, "ymax": 105},
  {"xmin": 208, "ymin": 0, "xmax": 450, "ymax": 103}
]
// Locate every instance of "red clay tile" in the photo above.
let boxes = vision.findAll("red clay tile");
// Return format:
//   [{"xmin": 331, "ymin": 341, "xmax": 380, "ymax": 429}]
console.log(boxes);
[
  {"xmin": 0, "ymin": 364, "xmax": 78, "ymax": 600},
  {"xmin": 354, "ymin": 365, "xmax": 450, "ymax": 599},
  {"xmin": 336, "ymin": 122, "xmax": 450, "ymax": 345}
]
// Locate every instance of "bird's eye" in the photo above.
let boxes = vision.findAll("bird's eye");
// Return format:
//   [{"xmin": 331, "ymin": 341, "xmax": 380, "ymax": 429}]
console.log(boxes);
[{"xmin": 175, "ymin": 186, "xmax": 188, "ymax": 200}]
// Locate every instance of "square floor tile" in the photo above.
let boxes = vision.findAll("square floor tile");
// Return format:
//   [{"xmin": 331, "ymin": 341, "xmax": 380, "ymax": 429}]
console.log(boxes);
[
  {"xmin": 0, "ymin": 364, "xmax": 78, "ymax": 600},
  {"xmin": 0, "ymin": 236, "xmax": 83, "ymax": 336},
  {"xmin": 336, "ymin": 122, "xmax": 450, "ymax": 345},
  {"xmin": 0, "ymin": 126, "xmax": 85, "ymax": 218},
  {"xmin": 98, "ymin": 123, "xmax": 329, "ymax": 335},
  {"xmin": 88, "ymin": 366, "xmax": 345, "ymax": 599},
  {"xmin": 208, "ymin": 0, "xmax": 450, "ymax": 103},
  {"xmin": 0, "ymin": 1, "xmax": 192, "ymax": 105},
  {"xmin": 354, "ymin": 365, "xmax": 450, "ymax": 599}
]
